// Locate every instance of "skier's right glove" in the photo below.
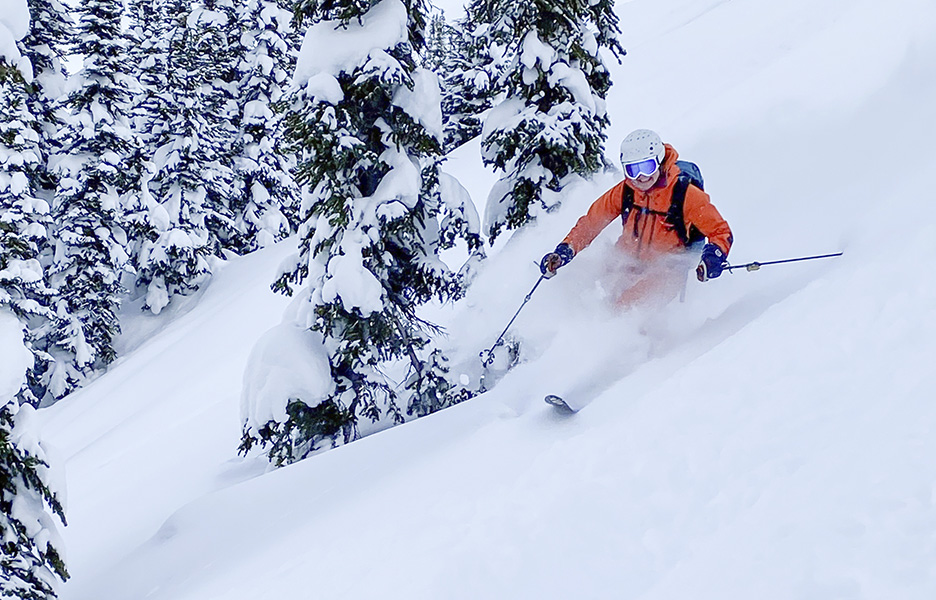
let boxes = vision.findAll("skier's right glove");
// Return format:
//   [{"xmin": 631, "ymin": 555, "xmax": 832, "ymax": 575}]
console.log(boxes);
[{"xmin": 540, "ymin": 243, "xmax": 574, "ymax": 278}]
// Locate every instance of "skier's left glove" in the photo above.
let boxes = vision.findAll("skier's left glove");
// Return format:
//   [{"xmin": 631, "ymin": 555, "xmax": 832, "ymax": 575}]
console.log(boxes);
[
  {"xmin": 540, "ymin": 243, "xmax": 574, "ymax": 278},
  {"xmin": 696, "ymin": 243, "xmax": 727, "ymax": 282}
]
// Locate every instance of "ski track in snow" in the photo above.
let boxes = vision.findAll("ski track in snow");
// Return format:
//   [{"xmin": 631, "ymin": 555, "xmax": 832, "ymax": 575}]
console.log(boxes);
[{"xmin": 35, "ymin": 0, "xmax": 936, "ymax": 598}]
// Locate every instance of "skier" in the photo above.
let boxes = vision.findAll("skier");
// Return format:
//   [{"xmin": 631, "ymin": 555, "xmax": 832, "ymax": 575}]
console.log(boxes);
[{"xmin": 540, "ymin": 129, "xmax": 733, "ymax": 307}]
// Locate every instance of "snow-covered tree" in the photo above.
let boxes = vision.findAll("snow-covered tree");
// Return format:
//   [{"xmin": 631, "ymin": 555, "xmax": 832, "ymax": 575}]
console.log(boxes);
[
  {"xmin": 241, "ymin": 0, "xmax": 480, "ymax": 465},
  {"xmin": 437, "ymin": 8, "xmax": 505, "ymax": 153},
  {"xmin": 126, "ymin": 0, "xmax": 170, "ymax": 150},
  {"xmin": 0, "ymin": 47, "xmax": 60, "ymax": 408},
  {"xmin": 0, "ymin": 397, "xmax": 69, "ymax": 599},
  {"xmin": 44, "ymin": 0, "xmax": 142, "ymax": 396},
  {"xmin": 231, "ymin": 0, "xmax": 300, "ymax": 250},
  {"xmin": 476, "ymin": 0, "xmax": 624, "ymax": 240},
  {"xmin": 421, "ymin": 10, "xmax": 449, "ymax": 72},
  {"xmin": 21, "ymin": 0, "xmax": 73, "ymax": 197},
  {"xmin": 123, "ymin": 0, "xmax": 172, "ymax": 286},
  {"xmin": 8, "ymin": 1, "xmax": 72, "ymax": 406},
  {"xmin": 0, "ymin": 12, "xmax": 69, "ymax": 594},
  {"xmin": 0, "ymin": 310, "xmax": 68, "ymax": 599},
  {"xmin": 133, "ymin": 0, "xmax": 242, "ymax": 313}
]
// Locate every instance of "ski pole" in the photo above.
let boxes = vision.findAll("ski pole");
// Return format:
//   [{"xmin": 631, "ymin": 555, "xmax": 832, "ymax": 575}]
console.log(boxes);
[
  {"xmin": 725, "ymin": 252, "xmax": 843, "ymax": 273},
  {"xmin": 480, "ymin": 274, "xmax": 547, "ymax": 367}
]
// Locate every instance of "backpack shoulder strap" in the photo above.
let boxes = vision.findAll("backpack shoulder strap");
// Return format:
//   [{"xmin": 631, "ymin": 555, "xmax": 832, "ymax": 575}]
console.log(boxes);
[
  {"xmin": 667, "ymin": 174, "xmax": 705, "ymax": 248},
  {"xmin": 620, "ymin": 183, "xmax": 634, "ymax": 224}
]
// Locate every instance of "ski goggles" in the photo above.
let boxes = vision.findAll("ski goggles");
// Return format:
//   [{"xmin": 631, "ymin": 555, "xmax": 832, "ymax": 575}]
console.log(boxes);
[{"xmin": 623, "ymin": 157, "xmax": 661, "ymax": 180}]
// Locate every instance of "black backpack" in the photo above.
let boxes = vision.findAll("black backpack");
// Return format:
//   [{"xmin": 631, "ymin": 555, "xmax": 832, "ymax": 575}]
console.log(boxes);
[{"xmin": 621, "ymin": 160, "xmax": 706, "ymax": 248}]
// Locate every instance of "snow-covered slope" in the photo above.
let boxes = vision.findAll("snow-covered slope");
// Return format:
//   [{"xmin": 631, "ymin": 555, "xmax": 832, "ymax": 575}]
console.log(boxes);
[{"xmin": 39, "ymin": 0, "xmax": 936, "ymax": 598}]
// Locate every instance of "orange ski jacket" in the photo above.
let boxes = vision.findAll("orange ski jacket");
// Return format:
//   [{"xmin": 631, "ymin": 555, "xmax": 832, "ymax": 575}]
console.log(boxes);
[{"xmin": 562, "ymin": 145, "xmax": 733, "ymax": 260}]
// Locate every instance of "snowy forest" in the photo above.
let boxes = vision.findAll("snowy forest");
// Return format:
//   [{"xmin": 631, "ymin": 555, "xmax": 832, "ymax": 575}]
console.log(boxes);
[
  {"xmin": 6, "ymin": 0, "xmax": 936, "ymax": 597},
  {"xmin": 2, "ymin": 0, "xmax": 626, "ymax": 595}
]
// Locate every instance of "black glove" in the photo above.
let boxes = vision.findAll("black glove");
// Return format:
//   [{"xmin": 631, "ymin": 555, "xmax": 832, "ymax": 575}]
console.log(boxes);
[
  {"xmin": 696, "ymin": 243, "xmax": 727, "ymax": 282},
  {"xmin": 540, "ymin": 243, "xmax": 574, "ymax": 278}
]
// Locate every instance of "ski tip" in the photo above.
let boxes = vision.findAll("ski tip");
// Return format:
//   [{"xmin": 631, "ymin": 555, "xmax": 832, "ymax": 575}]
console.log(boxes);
[{"xmin": 544, "ymin": 395, "xmax": 576, "ymax": 413}]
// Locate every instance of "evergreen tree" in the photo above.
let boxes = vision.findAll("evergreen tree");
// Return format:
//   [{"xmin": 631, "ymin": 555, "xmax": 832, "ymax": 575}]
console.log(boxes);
[
  {"xmin": 438, "ymin": 7, "xmax": 505, "ymax": 153},
  {"xmin": 421, "ymin": 10, "xmax": 449, "ymax": 72},
  {"xmin": 133, "ymin": 0, "xmax": 242, "ymax": 313},
  {"xmin": 232, "ymin": 0, "xmax": 300, "ymax": 250},
  {"xmin": 0, "ymin": 56, "xmax": 59, "ymax": 407},
  {"xmin": 124, "ymin": 0, "xmax": 171, "ymax": 290},
  {"xmin": 21, "ymin": 0, "xmax": 74, "ymax": 196},
  {"xmin": 241, "ymin": 0, "xmax": 480, "ymax": 465},
  {"xmin": 45, "ymin": 0, "xmax": 141, "ymax": 397},
  {"xmin": 126, "ymin": 0, "xmax": 170, "ymax": 153},
  {"xmin": 475, "ymin": 0, "xmax": 624, "ymax": 240},
  {"xmin": 12, "ymin": 1, "xmax": 73, "ymax": 406},
  {"xmin": 0, "ymin": 52, "xmax": 68, "ymax": 600},
  {"xmin": 0, "ymin": 395, "xmax": 69, "ymax": 599}
]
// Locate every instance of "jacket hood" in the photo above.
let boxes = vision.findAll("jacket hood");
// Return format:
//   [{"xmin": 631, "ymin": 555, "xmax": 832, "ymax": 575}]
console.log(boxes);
[{"xmin": 659, "ymin": 144, "xmax": 680, "ymax": 183}]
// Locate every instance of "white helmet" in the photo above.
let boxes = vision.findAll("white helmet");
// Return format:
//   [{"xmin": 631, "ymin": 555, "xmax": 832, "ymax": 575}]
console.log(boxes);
[{"xmin": 619, "ymin": 129, "xmax": 666, "ymax": 167}]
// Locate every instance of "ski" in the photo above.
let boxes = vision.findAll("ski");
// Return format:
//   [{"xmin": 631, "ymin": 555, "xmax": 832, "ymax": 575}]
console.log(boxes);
[{"xmin": 545, "ymin": 395, "xmax": 576, "ymax": 413}]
